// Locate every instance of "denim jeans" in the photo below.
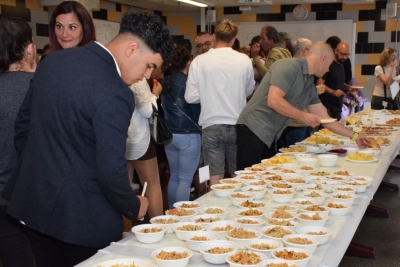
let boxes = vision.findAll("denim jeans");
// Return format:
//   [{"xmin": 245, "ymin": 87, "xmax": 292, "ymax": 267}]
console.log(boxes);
[{"xmin": 165, "ymin": 133, "xmax": 201, "ymax": 208}]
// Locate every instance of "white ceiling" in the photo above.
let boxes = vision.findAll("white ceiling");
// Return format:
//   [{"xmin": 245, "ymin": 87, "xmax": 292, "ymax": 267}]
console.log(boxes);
[{"xmin": 110, "ymin": 0, "xmax": 348, "ymax": 13}]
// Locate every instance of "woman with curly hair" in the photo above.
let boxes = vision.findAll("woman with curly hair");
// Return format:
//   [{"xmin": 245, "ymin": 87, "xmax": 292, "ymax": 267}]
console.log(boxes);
[{"xmin": 371, "ymin": 47, "xmax": 399, "ymax": 109}]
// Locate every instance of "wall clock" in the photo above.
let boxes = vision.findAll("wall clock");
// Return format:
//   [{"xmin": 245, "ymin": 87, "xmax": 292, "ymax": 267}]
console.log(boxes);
[{"xmin": 292, "ymin": 5, "xmax": 308, "ymax": 21}]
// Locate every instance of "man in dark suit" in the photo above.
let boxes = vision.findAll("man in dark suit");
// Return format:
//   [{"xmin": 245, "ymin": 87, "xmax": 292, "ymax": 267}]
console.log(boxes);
[{"xmin": 2, "ymin": 12, "xmax": 173, "ymax": 267}]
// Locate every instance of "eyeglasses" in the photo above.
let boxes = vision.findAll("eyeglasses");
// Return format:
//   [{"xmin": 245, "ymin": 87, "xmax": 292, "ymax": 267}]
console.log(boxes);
[
  {"xmin": 196, "ymin": 41, "xmax": 212, "ymax": 49},
  {"xmin": 336, "ymin": 50, "xmax": 350, "ymax": 57}
]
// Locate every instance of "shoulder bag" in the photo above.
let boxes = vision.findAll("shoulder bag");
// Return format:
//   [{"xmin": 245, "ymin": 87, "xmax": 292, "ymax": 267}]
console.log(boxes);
[
  {"xmin": 381, "ymin": 65, "xmax": 399, "ymax": 110},
  {"xmin": 149, "ymin": 103, "xmax": 173, "ymax": 145}
]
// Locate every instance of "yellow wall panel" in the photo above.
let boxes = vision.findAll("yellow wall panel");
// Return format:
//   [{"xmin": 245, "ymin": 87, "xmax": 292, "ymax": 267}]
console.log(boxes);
[
  {"xmin": 270, "ymin": 5, "xmax": 280, "ymax": 13},
  {"xmin": 356, "ymin": 21, "xmax": 364, "ymax": 32},
  {"xmin": 237, "ymin": 14, "xmax": 256, "ymax": 23},
  {"xmin": 1, "ymin": 0, "xmax": 16, "ymax": 6},
  {"xmin": 386, "ymin": 20, "xmax": 397, "ymax": 31},
  {"xmin": 121, "ymin": 5, "xmax": 127, "ymax": 13},
  {"xmin": 25, "ymin": 0, "xmax": 43, "ymax": 11},
  {"xmin": 107, "ymin": 10, "xmax": 120, "ymax": 22},
  {"xmin": 215, "ymin": 7, "xmax": 223, "ymax": 15},
  {"xmin": 367, "ymin": 54, "xmax": 381, "ymax": 64},
  {"xmin": 167, "ymin": 16, "xmax": 193, "ymax": 25},
  {"xmin": 342, "ymin": 3, "xmax": 375, "ymax": 11},
  {"xmin": 100, "ymin": 0, "xmax": 105, "ymax": 9}
]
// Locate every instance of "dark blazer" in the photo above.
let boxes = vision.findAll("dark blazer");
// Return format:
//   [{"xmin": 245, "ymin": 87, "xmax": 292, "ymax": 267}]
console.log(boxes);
[{"xmin": 3, "ymin": 42, "xmax": 139, "ymax": 248}]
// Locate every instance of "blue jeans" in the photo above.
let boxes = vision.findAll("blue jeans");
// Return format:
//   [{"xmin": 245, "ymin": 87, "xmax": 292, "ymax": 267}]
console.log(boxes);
[{"xmin": 165, "ymin": 133, "xmax": 201, "ymax": 208}]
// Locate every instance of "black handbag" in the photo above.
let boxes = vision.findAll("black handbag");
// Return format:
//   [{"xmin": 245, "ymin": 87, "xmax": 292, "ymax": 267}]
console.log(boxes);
[
  {"xmin": 149, "ymin": 103, "xmax": 173, "ymax": 145},
  {"xmin": 381, "ymin": 65, "xmax": 399, "ymax": 110}
]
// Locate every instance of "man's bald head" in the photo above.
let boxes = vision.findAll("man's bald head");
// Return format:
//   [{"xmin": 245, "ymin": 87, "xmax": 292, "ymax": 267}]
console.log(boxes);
[
  {"xmin": 306, "ymin": 42, "xmax": 334, "ymax": 77},
  {"xmin": 335, "ymin": 41, "xmax": 350, "ymax": 64}
]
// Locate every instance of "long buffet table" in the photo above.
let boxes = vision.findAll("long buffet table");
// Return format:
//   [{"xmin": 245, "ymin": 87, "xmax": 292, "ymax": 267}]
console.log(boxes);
[{"xmin": 76, "ymin": 111, "xmax": 400, "ymax": 267}]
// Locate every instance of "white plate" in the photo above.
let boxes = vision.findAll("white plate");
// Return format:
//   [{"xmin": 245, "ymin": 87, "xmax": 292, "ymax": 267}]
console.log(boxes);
[
  {"xmin": 275, "ymin": 153, "xmax": 296, "ymax": 158},
  {"xmin": 345, "ymin": 157, "xmax": 378, "ymax": 163},
  {"xmin": 94, "ymin": 258, "xmax": 157, "ymax": 267},
  {"xmin": 320, "ymin": 118, "xmax": 337, "ymax": 124},
  {"xmin": 349, "ymin": 85, "xmax": 364, "ymax": 89}
]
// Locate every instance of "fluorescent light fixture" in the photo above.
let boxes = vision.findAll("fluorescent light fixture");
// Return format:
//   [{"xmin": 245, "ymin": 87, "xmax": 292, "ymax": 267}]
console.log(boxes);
[
  {"xmin": 304, "ymin": 0, "xmax": 336, "ymax": 3},
  {"xmin": 177, "ymin": 0, "xmax": 208, "ymax": 7}
]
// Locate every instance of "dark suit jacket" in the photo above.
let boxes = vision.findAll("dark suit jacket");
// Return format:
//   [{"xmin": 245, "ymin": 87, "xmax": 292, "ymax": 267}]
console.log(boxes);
[{"xmin": 3, "ymin": 42, "xmax": 139, "ymax": 248}]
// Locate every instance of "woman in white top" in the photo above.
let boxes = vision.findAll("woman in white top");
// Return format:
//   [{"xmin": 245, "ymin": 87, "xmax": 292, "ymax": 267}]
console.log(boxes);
[
  {"xmin": 371, "ymin": 47, "xmax": 399, "ymax": 110},
  {"xmin": 123, "ymin": 78, "xmax": 163, "ymax": 232}
]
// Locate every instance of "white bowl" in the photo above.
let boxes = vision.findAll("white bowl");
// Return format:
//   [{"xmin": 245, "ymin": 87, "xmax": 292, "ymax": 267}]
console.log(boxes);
[
  {"xmin": 258, "ymin": 225, "xmax": 294, "ymax": 241},
  {"xmin": 258, "ymin": 259, "xmax": 300, "ymax": 267},
  {"xmin": 290, "ymin": 198, "xmax": 319, "ymax": 207},
  {"xmin": 173, "ymin": 201, "xmax": 205, "ymax": 212},
  {"xmin": 330, "ymin": 184, "xmax": 357, "ymax": 194},
  {"xmin": 131, "ymin": 224, "xmax": 167, "ymax": 244},
  {"xmin": 97, "ymin": 259, "xmax": 158, "ymax": 267},
  {"xmin": 220, "ymin": 178, "xmax": 244, "ymax": 191},
  {"xmin": 229, "ymin": 192, "xmax": 256, "ymax": 206},
  {"xmin": 284, "ymin": 177, "xmax": 309, "ymax": 190},
  {"xmin": 296, "ymin": 157, "xmax": 318, "ymax": 167},
  {"xmin": 236, "ymin": 208, "xmax": 265, "ymax": 219},
  {"xmin": 271, "ymin": 247, "xmax": 312, "ymax": 267},
  {"xmin": 243, "ymin": 179, "xmax": 269, "ymax": 187},
  {"xmin": 271, "ymin": 204, "xmax": 299, "ymax": 214},
  {"xmin": 264, "ymin": 174, "xmax": 284, "ymax": 181},
  {"xmin": 183, "ymin": 231, "xmax": 219, "ymax": 252},
  {"xmin": 365, "ymin": 148, "xmax": 382, "ymax": 156},
  {"xmin": 318, "ymin": 144, "xmax": 333, "ymax": 151},
  {"xmin": 299, "ymin": 191, "xmax": 328, "ymax": 205},
  {"xmin": 199, "ymin": 206, "xmax": 230, "ymax": 219},
  {"xmin": 329, "ymin": 193, "xmax": 357, "ymax": 206},
  {"xmin": 270, "ymin": 181, "xmax": 293, "ymax": 190},
  {"xmin": 317, "ymin": 154, "xmax": 338, "ymax": 167},
  {"xmin": 302, "ymin": 145, "xmax": 320, "ymax": 153},
  {"xmin": 296, "ymin": 212, "xmax": 329, "ymax": 227},
  {"xmin": 265, "ymin": 219, "xmax": 302, "ymax": 229},
  {"xmin": 234, "ymin": 217, "xmax": 265, "ymax": 230},
  {"xmin": 269, "ymin": 188, "xmax": 296, "ymax": 203},
  {"xmin": 345, "ymin": 181, "xmax": 368, "ymax": 193},
  {"xmin": 198, "ymin": 240, "xmax": 238, "ymax": 264},
  {"xmin": 150, "ymin": 215, "xmax": 184, "ymax": 234},
  {"xmin": 241, "ymin": 186, "xmax": 268, "ymax": 200},
  {"xmin": 151, "ymin": 247, "xmax": 193, "ymax": 267},
  {"xmin": 296, "ymin": 225, "xmax": 332, "ymax": 245},
  {"xmin": 352, "ymin": 176, "xmax": 374, "ymax": 187},
  {"xmin": 190, "ymin": 214, "xmax": 224, "ymax": 225},
  {"xmin": 342, "ymin": 147, "xmax": 359, "ymax": 155},
  {"xmin": 206, "ymin": 220, "xmax": 241, "ymax": 240},
  {"xmin": 172, "ymin": 222, "xmax": 206, "ymax": 240},
  {"xmin": 225, "ymin": 228, "xmax": 262, "ymax": 249},
  {"xmin": 325, "ymin": 201, "xmax": 351, "ymax": 216},
  {"xmin": 211, "ymin": 184, "xmax": 237, "ymax": 197},
  {"xmin": 265, "ymin": 211, "xmax": 295, "ymax": 220},
  {"xmin": 299, "ymin": 205, "xmax": 330, "ymax": 216},
  {"xmin": 236, "ymin": 174, "xmax": 260, "ymax": 180},
  {"xmin": 245, "ymin": 239, "xmax": 284, "ymax": 258},
  {"xmin": 238, "ymin": 200, "xmax": 267, "ymax": 209},
  {"xmin": 282, "ymin": 234, "xmax": 320, "ymax": 253},
  {"xmin": 165, "ymin": 209, "xmax": 197, "ymax": 222},
  {"xmin": 225, "ymin": 251, "xmax": 267, "ymax": 267},
  {"xmin": 359, "ymin": 150, "xmax": 375, "ymax": 156},
  {"xmin": 301, "ymin": 183, "xmax": 328, "ymax": 193}
]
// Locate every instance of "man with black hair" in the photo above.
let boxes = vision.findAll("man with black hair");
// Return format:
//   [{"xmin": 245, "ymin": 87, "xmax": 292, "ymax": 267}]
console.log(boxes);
[
  {"xmin": 3, "ymin": 12, "xmax": 173, "ymax": 267},
  {"xmin": 195, "ymin": 31, "xmax": 214, "ymax": 55}
]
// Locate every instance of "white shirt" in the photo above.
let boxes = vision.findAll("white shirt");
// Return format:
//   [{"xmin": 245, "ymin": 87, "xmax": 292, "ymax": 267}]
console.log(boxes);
[
  {"xmin": 185, "ymin": 47, "xmax": 254, "ymax": 129},
  {"xmin": 125, "ymin": 78, "xmax": 157, "ymax": 160},
  {"xmin": 374, "ymin": 65, "xmax": 396, "ymax": 97}
]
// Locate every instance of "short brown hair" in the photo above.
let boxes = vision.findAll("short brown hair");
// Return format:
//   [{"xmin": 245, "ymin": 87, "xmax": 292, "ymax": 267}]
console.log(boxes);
[{"xmin": 214, "ymin": 18, "xmax": 238, "ymax": 43}]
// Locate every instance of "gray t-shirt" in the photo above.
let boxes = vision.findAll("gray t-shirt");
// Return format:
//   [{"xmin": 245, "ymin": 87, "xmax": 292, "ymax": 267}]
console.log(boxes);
[
  {"xmin": 237, "ymin": 58, "xmax": 320, "ymax": 147},
  {"xmin": 0, "ymin": 71, "xmax": 33, "ymax": 206}
]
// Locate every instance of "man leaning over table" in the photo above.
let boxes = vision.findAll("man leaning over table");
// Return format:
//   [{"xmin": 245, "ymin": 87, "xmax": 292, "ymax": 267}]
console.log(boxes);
[
  {"xmin": 236, "ymin": 42, "xmax": 368, "ymax": 170},
  {"xmin": 2, "ymin": 12, "xmax": 173, "ymax": 267}
]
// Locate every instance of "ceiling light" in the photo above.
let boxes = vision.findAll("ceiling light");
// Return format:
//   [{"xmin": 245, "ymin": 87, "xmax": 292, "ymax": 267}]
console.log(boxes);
[{"xmin": 177, "ymin": 0, "xmax": 208, "ymax": 7}]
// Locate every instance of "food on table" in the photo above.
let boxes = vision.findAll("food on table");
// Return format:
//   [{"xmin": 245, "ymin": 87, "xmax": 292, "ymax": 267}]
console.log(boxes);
[
  {"xmin": 281, "ymin": 169, "xmax": 296, "ymax": 173},
  {"xmin": 237, "ymin": 218, "xmax": 261, "ymax": 224},
  {"xmin": 180, "ymin": 203, "xmax": 200, "ymax": 208},
  {"xmin": 263, "ymin": 263, "xmax": 298, "ymax": 267},
  {"xmin": 190, "ymin": 235, "xmax": 209, "ymax": 241},
  {"xmin": 221, "ymin": 179, "xmax": 242, "ymax": 184},
  {"xmin": 203, "ymin": 207, "xmax": 225, "ymax": 214},
  {"xmin": 362, "ymin": 126, "xmax": 393, "ymax": 131},
  {"xmin": 248, "ymin": 242, "xmax": 279, "ymax": 250},
  {"xmin": 317, "ymin": 128, "xmax": 335, "ymax": 135},
  {"xmin": 155, "ymin": 250, "xmax": 189, "ymax": 260},
  {"xmin": 138, "ymin": 227, "xmax": 163, "ymax": 233},
  {"xmin": 286, "ymin": 237, "xmax": 313, "ymax": 245},
  {"xmin": 274, "ymin": 249, "xmax": 309, "ymax": 260},
  {"xmin": 294, "ymin": 200, "xmax": 314, "ymax": 205},
  {"xmin": 386, "ymin": 118, "xmax": 400, "ymax": 124},
  {"xmin": 286, "ymin": 178, "xmax": 306, "ymax": 183},
  {"xmin": 250, "ymin": 180, "xmax": 267, "ymax": 186},
  {"xmin": 273, "ymin": 189, "xmax": 294, "ymax": 194},
  {"xmin": 265, "ymin": 156, "xmax": 293, "ymax": 165},
  {"xmin": 328, "ymin": 202, "xmax": 347, "ymax": 208},
  {"xmin": 335, "ymin": 187, "xmax": 355, "ymax": 191},
  {"xmin": 152, "ymin": 218, "xmax": 180, "ymax": 224},
  {"xmin": 213, "ymin": 185, "xmax": 235, "ymax": 190},
  {"xmin": 176, "ymin": 224, "xmax": 202, "ymax": 231},
  {"xmin": 266, "ymin": 175, "xmax": 283, "ymax": 181},
  {"xmin": 347, "ymin": 152, "xmax": 375, "ymax": 161},
  {"xmin": 307, "ymin": 231, "xmax": 328, "ymax": 235},
  {"xmin": 347, "ymin": 181, "xmax": 367, "ymax": 186},
  {"xmin": 304, "ymin": 191, "xmax": 322, "ymax": 197},
  {"xmin": 331, "ymin": 194, "xmax": 353, "ymax": 199},
  {"xmin": 366, "ymin": 137, "xmax": 381, "ymax": 149},
  {"xmin": 329, "ymin": 177, "xmax": 346, "ymax": 180},
  {"xmin": 309, "ymin": 171, "xmax": 330, "ymax": 176},
  {"xmin": 229, "ymin": 251, "xmax": 263, "ymax": 265},
  {"xmin": 274, "ymin": 205, "xmax": 297, "ymax": 211},
  {"xmin": 277, "ymin": 153, "xmax": 296, "ymax": 158},
  {"xmin": 272, "ymin": 210, "xmax": 294, "ymax": 219},
  {"xmin": 205, "ymin": 246, "xmax": 234, "ymax": 254},
  {"xmin": 305, "ymin": 184, "xmax": 324, "ymax": 190},
  {"xmin": 304, "ymin": 205, "xmax": 327, "ymax": 212},
  {"xmin": 240, "ymin": 200, "xmax": 265, "ymax": 208},
  {"xmin": 239, "ymin": 171, "xmax": 258, "ymax": 175},
  {"xmin": 245, "ymin": 166, "xmax": 265, "ymax": 171},
  {"xmin": 345, "ymin": 115, "xmax": 360, "ymax": 125},
  {"xmin": 227, "ymin": 227, "xmax": 257, "ymax": 239},
  {"xmin": 300, "ymin": 166, "xmax": 314, "ymax": 170},
  {"xmin": 376, "ymin": 137, "xmax": 390, "ymax": 145},
  {"xmin": 194, "ymin": 217, "xmax": 221, "ymax": 223},
  {"xmin": 166, "ymin": 208, "xmax": 195, "ymax": 216},
  {"xmin": 267, "ymin": 219, "xmax": 295, "ymax": 226},
  {"xmin": 230, "ymin": 193, "xmax": 253, "ymax": 198},
  {"xmin": 298, "ymin": 213, "xmax": 323, "ymax": 220},
  {"xmin": 334, "ymin": 170, "xmax": 351, "ymax": 176},
  {"xmin": 212, "ymin": 224, "xmax": 235, "ymax": 231},
  {"xmin": 238, "ymin": 208, "xmax": 264, "ymax": 216},
  {"xmin": 389, "ymin": 110, "xmax": 400, "ymax": 114},
  {"xmin": 305, "ymin": 136, "xmax": 340, "ymax": 145},
  {"xmin": 245, "ymin": 188, "xmax": 265, "ymax": 192},
  {"xmin": 271, "ymin": 182, "xmax": 292, "ymax": 188},
  {"xmin": 281, "ymin": 146, "xmax": 306, "ymax": 152},
  {"xmin": 263, "ymin": 226, "xmax": 292, "ymax": 238},
  {"xmin": 241, "ymin": 175, "xmax": 257, "ymax": 180}
]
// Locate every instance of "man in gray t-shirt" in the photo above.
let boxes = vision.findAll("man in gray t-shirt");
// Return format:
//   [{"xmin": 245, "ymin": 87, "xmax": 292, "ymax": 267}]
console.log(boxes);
[{"xmin": 236, "ymin": 42, "xmax": 368, "ymax": 170}]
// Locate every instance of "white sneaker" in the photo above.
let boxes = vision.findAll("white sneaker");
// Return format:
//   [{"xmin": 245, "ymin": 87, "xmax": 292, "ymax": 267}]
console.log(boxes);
[{"xmin": 131, "ymin": 183, "xmax": 140, "ymax": 191}]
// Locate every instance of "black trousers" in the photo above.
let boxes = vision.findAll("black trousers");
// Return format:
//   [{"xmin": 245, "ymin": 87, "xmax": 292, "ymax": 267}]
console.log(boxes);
[
  {"xmin": 236, "ymin": 124, "xmax": 277, "ymax": 170},
  {"xmin": 25, "ymin": 227, "xmax": 100, "ymax": 267},
  {"xmin": 0, "ymin": 206, "xmax": 34, "ymax": 267}
]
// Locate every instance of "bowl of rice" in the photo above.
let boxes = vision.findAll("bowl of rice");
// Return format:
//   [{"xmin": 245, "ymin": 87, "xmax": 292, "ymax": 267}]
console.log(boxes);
[
  {"xmin": 220, "ymin": 178, "xmax": 244, "ymax": 191},
  {"xmin": 172, "ymin": 222, "xmax": 206, "ymax": 240},
  {"xmin": 325, "ymin": 201, "xmax": 351, "ymax": 216},
  {"xmin": 206, "ymin": 220, "xmax": 240, "ymax": 240},
  {"xmin": 229, "ymin": 192, "xmax": 256, "ymax": 206},
  {"xmin": 173, "ymin": 201, "xmax": 205, "ymax": 212},
  {"xmin": 257, "ymin": 259, "xmax": 300, "ymax": 267},
  {"xmin": 183, "ymin": 231, "xmax": 220, "ymax": 252},
  {"xmin": 234, "ymin": 217, "xmax": 265, "ymax": 230},
  {"xmin": 258, "ymin": 225, "xmax": 294, "ymax": 241},
  {"xmin": 211, "ymin": 184, "xmax": 237, "ymax": 198},
  {"xmin": 198, "ymin": 240, "xmax": 238, "ymax": 264},
  {"xmin": 225, "ymin": 227, "xmax": 262, "ymax": 249},
  {"xmin": 150, "ymin": 215, "xmax": 183, "ymax": 234},
  {"xmin": 282, "ymin": 234, "xmax": 320, "ymax": 253},
  {"xmin": 296, "ymin": 225, "xmax": 332, "ymax": 245},
  {"xmin": 271, "ymin": 247, "xmax": 312, "ymax": 267},
  {"xmin": 236, "ymin": 208, "xmax": 265, "ymax": 219},
  {"xmin": 225, "ymin": 250, "xmax": 267, "ymax": 267},
  {"xmin": 151, "ymin": 247, "xmax": 193, "ymax": 267},
  {"xmin": 296, "ymin": 212, "xmax": 329, "ymax": 227},
  {"xmin": 245, "ymin": 239, "xmax": 284, "ymax": 258},
  {"xmin": 269, "ymin": 188, "xmax": 296, "ymax": 203},
  {"xmin": 165, "ymin": 208, "xmax": 197, "ymax": 222},
  {"xmin": 131, "ymin": 224, "xmax": 167, "ymax": 244},
  {"xmin": 199, "ymin": 206, "xmax": 231, "ymax": 219}
]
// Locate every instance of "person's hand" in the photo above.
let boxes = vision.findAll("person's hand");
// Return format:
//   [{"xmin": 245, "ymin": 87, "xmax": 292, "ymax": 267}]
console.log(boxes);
[
  {"xmin": 152, "ymin": 79, "xmax": 162, "ymax": 95},
  {"xmin": 250, "ymin": 43, "xmax": 261, "ymax": 59},
  {"xmin": 136, "ymin": 195, "xmax": 149, "ymax": 220},
  {"xmin": 355, "ymin": 134, "xmax": 369, "ymax": 148},
  {"xmin": 390, "ymin": 59, "xmax": 398, "ymax": 68},
  {"xmin": 333, "ymin": 89, "xmax": 345, "ymax": 97},
  {"xmin": 301, "ymin": 113, "xmax": 322, "ymax": 127},
  {"xmin": 316, "ymin": 84, "xmax": 325, "ymax": 95}
]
